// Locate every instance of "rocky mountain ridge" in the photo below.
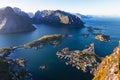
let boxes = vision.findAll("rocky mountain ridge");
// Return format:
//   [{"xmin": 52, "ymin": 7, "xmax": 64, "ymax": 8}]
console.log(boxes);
[
  {"xmin": 93, "ymin": 43, "xmax": 120, "ymax": 80},
  {"xmin": 33, "ymin": 10, "xmax": 84, "ymax": 26},
  {"xmin": 0, "ymin": 6, "xmax": 36, "ymax": 33}
]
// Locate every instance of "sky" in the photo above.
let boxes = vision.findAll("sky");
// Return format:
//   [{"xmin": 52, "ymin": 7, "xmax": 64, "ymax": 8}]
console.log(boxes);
[{"xmin": 0, "ymin": 0, "xmax": 120, "ymax": 16}]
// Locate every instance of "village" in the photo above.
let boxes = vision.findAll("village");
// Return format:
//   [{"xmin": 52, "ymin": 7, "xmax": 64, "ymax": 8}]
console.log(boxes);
[{"xmin": 56, "ymin": 43, "xmax": 102, "ymax": 74}]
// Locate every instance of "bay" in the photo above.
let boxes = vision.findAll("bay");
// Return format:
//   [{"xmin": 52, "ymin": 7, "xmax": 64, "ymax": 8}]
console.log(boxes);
[{"xmin": 0, "ymin": 17, "xmax": 120, "ymax": 80}]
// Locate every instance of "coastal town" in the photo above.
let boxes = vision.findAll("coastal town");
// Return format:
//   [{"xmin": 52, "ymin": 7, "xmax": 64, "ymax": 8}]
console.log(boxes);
[{"xmin": 56, "ymin": 43, "xmax": 102, "ymax": 74}]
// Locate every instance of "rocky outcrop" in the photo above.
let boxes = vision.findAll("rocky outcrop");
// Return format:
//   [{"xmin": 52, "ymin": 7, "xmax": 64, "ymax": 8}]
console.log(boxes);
[
  {"xmin": 95, "ymin": 34, "xmax": 111, "ymax": 42},
  {"xmin": 0, "ymin": 47, "xmax": 17, "ymax": 57},
  {"xmin": 16, "ymin": 58, "xmax": 25, "ymax": 67},
  {"xmin": 0, "ymin": 57, "xmax": 33, "ymax": 80},
  {"xmin": 93, "ymin": 43, "xmax": 120, "ymax": 80},
  {"xmin": 33, "ymin": 10, "xmax": 84, "ymax": 26},
  {"xmin": 0, "ymin": 47, "xmax": 32, "ymax": 80},
  {"xmin": 0, "ymin": 7, "xmax": 36, "ymax": 33}
]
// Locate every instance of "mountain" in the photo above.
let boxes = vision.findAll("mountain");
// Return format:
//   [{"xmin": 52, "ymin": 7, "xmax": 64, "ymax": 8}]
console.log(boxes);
[
  {"xmin": 13, "ymin": 7, "xmax": 32, "ymax": 22},
  {"xmin": 33, "ymin": 10, "xmax": 84, "ymax": 27},
  {"xmin": 0, "ymin": 7, "xmax": 36, "ymax": 33},
  {"xmin": 93, "ymin": 43, "xmax": 120, "ymax": 80},
  {"xmin": 27, "ymin": 12, "xmax": 34, "ymax": 18},
  {"xmin": 13, "ymin": 7, "xmax": 34, "ymax": 19}
]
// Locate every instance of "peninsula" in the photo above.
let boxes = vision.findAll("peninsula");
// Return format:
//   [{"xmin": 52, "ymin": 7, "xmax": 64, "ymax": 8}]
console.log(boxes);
[{"xmin": 24, "ymin": 34, "xmax": 71, "ymax": 49}]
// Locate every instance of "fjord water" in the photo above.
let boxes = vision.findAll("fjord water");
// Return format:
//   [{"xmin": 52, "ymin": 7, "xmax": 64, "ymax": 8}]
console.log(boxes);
[{"xmin": 0, "ymin": 17, "xmax": 120, "ymax": 80}]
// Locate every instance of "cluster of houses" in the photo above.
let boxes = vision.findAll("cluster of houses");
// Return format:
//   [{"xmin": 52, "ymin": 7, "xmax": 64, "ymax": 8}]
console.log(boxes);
[{"xmin": 56, "ymin": 43, "xmax": 101, "ymax": 74}]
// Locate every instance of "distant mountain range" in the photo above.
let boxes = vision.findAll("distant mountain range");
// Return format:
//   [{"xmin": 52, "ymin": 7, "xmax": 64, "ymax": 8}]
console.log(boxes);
[
  {"xmin": 33, "ymin": 10, "xmax": 84, "ymax": 26},
  {"xmin": 0, "ymin": 6, "xmax": 87, "ymax": 33},
  {"xmin": 74, "ymin": 13, "xmax": 93, "ymax": 19}
]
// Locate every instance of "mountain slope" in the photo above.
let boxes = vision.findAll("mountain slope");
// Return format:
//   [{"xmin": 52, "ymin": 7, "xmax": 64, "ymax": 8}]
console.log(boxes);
[
  {"xmin": 13, "ymin": 7, "xmax": 32, "ymax": 22},
  {"xmin": 0, "ymin": 7, "xmax": 36, "ymax": 33},
  {"xmin": 93, "ymin": 43, "xmax": 120, "ymax": 80}
]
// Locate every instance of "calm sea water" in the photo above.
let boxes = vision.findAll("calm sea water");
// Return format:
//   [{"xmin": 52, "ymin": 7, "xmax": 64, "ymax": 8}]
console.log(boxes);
[{"xmin": 0, "ymin": 17, "xmax": 120, "ymax": 80}]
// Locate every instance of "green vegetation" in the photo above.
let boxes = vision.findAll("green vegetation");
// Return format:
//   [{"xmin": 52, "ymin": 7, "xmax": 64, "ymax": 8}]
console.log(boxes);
[
  {"xmin": 24, "ymin": 34, "xmax": 65, "ymax": 49},
  {"xmin": 93, "ymin": 46, "xmax": 120, "ymax": 80}
]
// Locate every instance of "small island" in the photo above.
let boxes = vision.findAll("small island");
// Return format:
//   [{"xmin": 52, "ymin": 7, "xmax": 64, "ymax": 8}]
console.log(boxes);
[
  {"xmin": 0, "ymin": 46, "xmax": 32, "ymax": 80},
  {"xmin": 95, "ymin": 34, "xmax": 111, "ymax": 42},
  {"xmin": 16, "ymin": 58, "xmax": 26, "ymax": 67},
  {"xmin": 24, "ymin": 34, "xmax": 71, "ymax": 49},
  {"xmin": 56, "ymin": 43, "xmax": 102, "ymax": 74},
  {"xmin": 39, "ymin": 65, "xmax": 48, "ymax": 70},
  {"xmin": 87, "ymin": 26, "xmax": 103, "ymax": 34},
  {"xmin": 81, "ymin": 34, "xmax": 89, "ymax": 38}
]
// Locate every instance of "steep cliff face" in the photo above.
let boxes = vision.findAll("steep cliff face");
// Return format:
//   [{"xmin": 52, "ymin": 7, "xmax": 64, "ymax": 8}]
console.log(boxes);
[
  {"xmin": 93, "ymin": 44, "xmax": 120, "ymax": 80},
  {"xmin": 0, "ymin": 7, "xmax": 36, "ymax": 33},
  {"xmin": 33, "ymin": 10, "xmax": 84, "ymax": 26},
  {"xmin": 13, "ymin": 7, "xmax": 32, "ymax": 22}
]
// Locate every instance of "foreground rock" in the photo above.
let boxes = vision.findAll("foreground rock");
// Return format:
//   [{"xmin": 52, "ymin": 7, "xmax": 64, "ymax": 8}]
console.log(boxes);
[
  {"xmin": 0, "ymin": 47, "xmax": 18, "ymax": 57},
  {"xmin": 0, "ymin": 6, "xmax": 36, "ymax": 33},
  {"xmin": 95, "ymin": 34, "xmax": 111, "ymax": 42},
  {"xmin": 0, "ymin": 46, "xmax": 33, "ymax": 80},
  {"xmin": 33, "ymin": 10, "xmax": 84, "ymax": 27},
  {"xmin": 56, "ymin": 43, "xmax": 102, "ymax": 74},
  {"xmin": 93, "ymin": 42, "xmax": 120, "ymax": 80},
  {"xmin": 24, "ymin": 34, "xmax": 71, "ymax": 49},
  {"xmin": 0, "ymin": 57, "xmax": 33, "ymax": 80},
  {"xmin": 16, "ymin": 58, "xmax": 25, "ymax": 67}
]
